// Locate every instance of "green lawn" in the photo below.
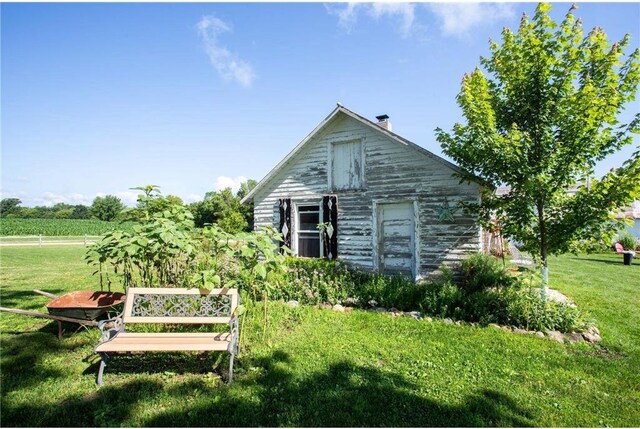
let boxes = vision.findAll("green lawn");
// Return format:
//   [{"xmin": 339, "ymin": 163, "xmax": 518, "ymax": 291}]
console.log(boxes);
[{"xmin": 1, "ymin": 247, "xmax": 638, "ymax": 427}]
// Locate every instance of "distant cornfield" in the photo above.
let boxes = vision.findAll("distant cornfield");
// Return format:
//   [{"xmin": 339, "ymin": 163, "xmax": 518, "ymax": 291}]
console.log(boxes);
[{"xmin": 0, "ymin": 218, "xmax": 134, "ymax": 236}]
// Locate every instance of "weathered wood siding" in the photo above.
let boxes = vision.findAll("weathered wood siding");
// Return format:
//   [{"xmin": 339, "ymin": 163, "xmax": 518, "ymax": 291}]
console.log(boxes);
[{"xmin": 252, "ymin": 113, "xmax": 482, "ymax": 277}]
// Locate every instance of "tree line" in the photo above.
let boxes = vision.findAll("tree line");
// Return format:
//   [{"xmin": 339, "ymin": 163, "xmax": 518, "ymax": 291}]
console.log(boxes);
[{"xmin": 0, "ymin": 179, "xmax": 257, "ymax": 233}]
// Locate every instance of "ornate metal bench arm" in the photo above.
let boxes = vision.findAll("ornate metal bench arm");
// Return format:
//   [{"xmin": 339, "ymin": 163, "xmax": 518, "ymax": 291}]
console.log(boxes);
[{"xmin": 97, "ymin": 313, "xmax": 124, "ymax": 343}]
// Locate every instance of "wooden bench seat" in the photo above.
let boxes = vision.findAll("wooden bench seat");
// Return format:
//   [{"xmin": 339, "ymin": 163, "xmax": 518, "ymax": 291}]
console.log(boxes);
[
  {"xmin": 94, "ymin": 287, "xmax": 240, "ymax": 386},
  {"xmin": 95, "ymin": 332, "xmax": 233, "ymax": 352}
]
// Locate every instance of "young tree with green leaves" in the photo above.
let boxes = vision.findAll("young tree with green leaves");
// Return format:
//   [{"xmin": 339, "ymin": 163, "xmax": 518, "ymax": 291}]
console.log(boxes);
[
  {"xmin": 435, "ymin": 3, "xmax": 640, "ymax": 298},
  {"xmin": 91, "ymin": 195, "xmax": 125, "ymax": 221}
]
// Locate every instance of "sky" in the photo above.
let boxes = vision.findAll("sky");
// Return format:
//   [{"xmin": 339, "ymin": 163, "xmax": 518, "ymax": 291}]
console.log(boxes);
[{"xmin": 2, "ymin": 2, "xmax": 639, "ymax": 207}]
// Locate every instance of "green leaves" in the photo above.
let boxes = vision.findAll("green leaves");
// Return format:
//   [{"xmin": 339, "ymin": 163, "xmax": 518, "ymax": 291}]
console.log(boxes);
[{"xmin": 436, "ymin": 2, "xmax": 640, "ymax": 274}]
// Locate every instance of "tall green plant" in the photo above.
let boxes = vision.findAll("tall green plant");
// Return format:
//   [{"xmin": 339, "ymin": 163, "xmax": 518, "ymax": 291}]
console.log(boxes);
[
  {"xmin": 85, "ymin": 186, "xmax": 198, "ymax": 290},
  {"xmin": 435, "ymin": 3, "xmax": 640, "ymax": 298},
  {"xmin": 232, "ymin": 226, "xmax": 289, "ymax": 332}
]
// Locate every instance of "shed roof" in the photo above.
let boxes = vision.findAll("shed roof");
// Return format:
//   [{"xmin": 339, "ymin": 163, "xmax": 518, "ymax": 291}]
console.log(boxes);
[{"xmin": 241, "ymin": 104, "xmax": 473, "ymax": 204}]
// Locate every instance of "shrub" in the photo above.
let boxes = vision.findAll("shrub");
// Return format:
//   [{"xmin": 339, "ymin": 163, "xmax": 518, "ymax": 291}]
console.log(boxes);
[
  {"xmin": 460, "ymin": 253, "xmax": 515, "ymax": 293},
  {"xmin": 618, "ymin": 233, "xmax": 638, "ymax": 251},
  {"xmin": 275, "ymin": 253, "xmax": 587, "ymax": 332}
]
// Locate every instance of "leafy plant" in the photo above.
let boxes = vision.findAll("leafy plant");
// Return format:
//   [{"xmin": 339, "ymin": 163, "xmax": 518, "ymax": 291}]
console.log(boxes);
[
  {"xmin": 85, "ymin": 186, "xmax": 199, "ymax": 291},
  {"xmin": 618, "ymin": 232, "xmax": 638, "ymax": 251},
  {"xmin": 460, "ymin": 253, "xmax": 515, "ymax": 293}
]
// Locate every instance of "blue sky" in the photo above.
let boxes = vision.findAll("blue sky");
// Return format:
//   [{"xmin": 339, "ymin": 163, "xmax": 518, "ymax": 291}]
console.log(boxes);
[{"xmin": 2, "ymin": 2, "xmax": 639, "ymax": 207}]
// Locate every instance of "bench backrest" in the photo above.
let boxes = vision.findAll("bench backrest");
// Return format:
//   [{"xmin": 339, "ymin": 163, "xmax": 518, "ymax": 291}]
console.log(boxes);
[{"xmin": 123, "ymin": 287, "xmax": 238, "ymax": 325}]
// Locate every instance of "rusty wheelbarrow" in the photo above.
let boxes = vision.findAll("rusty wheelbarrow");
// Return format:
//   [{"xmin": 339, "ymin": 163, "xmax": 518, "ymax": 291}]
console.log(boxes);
[{"xmin": 0, "ymin": 290, "xmax": 126, "ymax": 339}]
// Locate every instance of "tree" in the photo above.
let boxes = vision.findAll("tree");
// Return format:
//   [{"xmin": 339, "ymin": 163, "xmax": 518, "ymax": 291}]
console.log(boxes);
[
  {"xmin": 71, "ymin": 205, "xmax": 91, "ymax": 219},
  {"xmin": 188, "ymin": 181, "xmax": 256, "ymax": 233},
  {"xmin": 0, "ymin": 198, "xmax": 22, "ymax": 217},
  {"xmin": 435, "ymin": 3, "xmax": 640, "ymax": 298},
  {"xmin": 237, "ymin": 179, "xmax": 257, "ymax": 231},
  {"xmin": 91, "ymin": 195, "xmax": 125, "ymax": 221}
]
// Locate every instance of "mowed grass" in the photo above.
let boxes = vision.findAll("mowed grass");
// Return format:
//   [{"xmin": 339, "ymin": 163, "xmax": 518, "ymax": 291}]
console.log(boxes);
[{"xmin": 1, "ymin": 247, "xmax": 639, "ymax": 427}]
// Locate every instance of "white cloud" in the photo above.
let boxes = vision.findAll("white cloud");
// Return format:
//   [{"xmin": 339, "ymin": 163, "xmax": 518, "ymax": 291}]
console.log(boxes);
[
  {"xmin": 184, "ymin": 193, "xmax": 204, "ymax": 204},
  {"xmin": 325, "ymin": 3, "xmax": 360, "ymax": 33},
  {"xmin": 213, "ymin": 175, "xmax": 247, "ymax": 193},
  {"xmin": 197, "ymin": 15, "xmax": 255, "ymax": 87},
  {"xmin": 369, "ymin": 3, "xmax": 415, "ymax": 37},
  {"xmin": 326, "ymin": 2, "xmax": 417, "ymax": 38},
  {"xmin": 428, "ymin": 3, "xmax": 514, "ymax": 39},
  {"xmin": 33, "ymin": 192, "xmax": 93, "ymax": 207},
  {"xmin": 92, "ymin": 191, "xmax": 141, "ymax": 207}
]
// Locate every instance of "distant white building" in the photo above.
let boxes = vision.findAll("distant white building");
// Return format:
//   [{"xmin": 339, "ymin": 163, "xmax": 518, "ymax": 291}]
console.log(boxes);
[
  {"xmin": 617, "ymin": 200, "xmax": 640, "ymax": 238},
  {"xmin": 494, "ymin": 186, "xmax": 640, "ymax": 238}
]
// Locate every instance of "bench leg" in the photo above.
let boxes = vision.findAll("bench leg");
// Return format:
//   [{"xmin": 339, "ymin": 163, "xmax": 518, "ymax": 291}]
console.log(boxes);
[
  {"xmin": 97, "ymin": 353, "xmax": 109, "ymax": 387},
  {"xmin": 228, "ymin": 352, "xmax": 235, "ymax": 384}
]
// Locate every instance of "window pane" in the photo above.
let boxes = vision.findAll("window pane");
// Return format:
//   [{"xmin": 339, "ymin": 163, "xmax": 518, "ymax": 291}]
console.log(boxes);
[
  {"xmin": 299, "ymin": 211, "xmax": 319, "ymax": 231},
  {"xmin": 298, "ymin": 206, "xmax": 319, "ymax": 212},
  {"xmin": 298, "ymin": 233, "xmax": 320, "ymax": 258}
]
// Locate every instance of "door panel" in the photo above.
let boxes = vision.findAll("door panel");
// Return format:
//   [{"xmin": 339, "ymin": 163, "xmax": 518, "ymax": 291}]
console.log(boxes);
[{"xmin": 378, "ymin": 202, "xmax": 415, "ymax": 276}]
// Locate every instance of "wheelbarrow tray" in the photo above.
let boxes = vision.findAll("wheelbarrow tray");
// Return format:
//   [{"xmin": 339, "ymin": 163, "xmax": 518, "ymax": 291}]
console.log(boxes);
[{"xmin": 46, "ymin": 291, "xmax": 125, "ymax": 321}]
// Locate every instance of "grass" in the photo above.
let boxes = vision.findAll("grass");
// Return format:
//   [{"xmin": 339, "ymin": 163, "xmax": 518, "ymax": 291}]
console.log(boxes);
[{"xmin": 1, "ymin": 246, "xmax": 639, "ymax": 427}]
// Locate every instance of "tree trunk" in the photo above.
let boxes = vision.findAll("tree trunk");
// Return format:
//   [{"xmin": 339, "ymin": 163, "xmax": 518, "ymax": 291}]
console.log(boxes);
[{"xmin": 538, "ymin": 201, "xmax": 548, "ymax": 301}]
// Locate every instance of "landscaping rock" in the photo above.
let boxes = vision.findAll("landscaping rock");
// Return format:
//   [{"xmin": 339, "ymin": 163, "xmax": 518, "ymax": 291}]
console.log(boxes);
[
  {"xmin": 565, "ymin": 332, "xmax": 584, "ymax": 344},
  {"xmin": 513, "ymin": 328, "xmax": 528, "ymax": 335},
  {"xmin": 287, "ymin": 300, "xmax": 299, "ymax": 308},
  {"xmin": 374, "ymin": 307, "xmax": 387, "ymax": 313},
  {"xmin": 443, "ymin": 318, "xmax": 454, "ymax": 325},
  {"xmin": 344, "ymin": 297, "xmax": 359, "ymax": 306},
  {"xmin": 489, "ymin": 323, "xmax": 501, "ymax": 329},
  {"xmin": 535, "ymin": 331, "xmax": 545, "ymax": 338},
  {"xmin": 500, "ymin": 326, "xmax": 513, "ymax": 332},
  {"xmin": 455, "ymin": 321, "xmax": 462, "ymax": 326},
  {"xmin": 332, "ymin": 304, "xmax": 345, "ymax": 312},
  {"xmin": 425, "ymin": 317, "xmax": 433, "ymax": 322},
  {"xmin": 545, "ymin": 331, "xmax": 564, "ymax": 343},
  {"xmin": 582, "ymin": 326, "xmax": 601, "ymax": 343},
  {"xmin": 367, "ymin": 300, "xmax": 378, "ymax": 308},
  {"xmin": 404, "ymin": 311, "xmax": 423, "ymax": 320},
  {"xmin": 320, "ymin": 303, "xmax": 333, "ymax": 309},
  {"xmin": 344, "ymin": 306, "xmax": 355, "ymax": 313}
]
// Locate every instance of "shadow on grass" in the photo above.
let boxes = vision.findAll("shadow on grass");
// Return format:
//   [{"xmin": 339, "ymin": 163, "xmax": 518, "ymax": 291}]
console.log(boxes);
[
  {"xmin": 82, "ymin": 351, "xmax": 226, "ymax": 378},
  {"xmin": 0, "ymin": 329, "xmax": 93, "ymax": 391},
  {"xmin": 2, "ymin": 345, "xmax": 535, "ymax": 427},
  {"xmin": 0, "ymin": 289, "xmax": 67, "ymax": 310},
  {"xmin": 2, "ymin": 378, "xmax": 166, "ymax": 427},
  {"xmin": 569, "ymin": 256, "xmax": 631, "ymax": 267}
]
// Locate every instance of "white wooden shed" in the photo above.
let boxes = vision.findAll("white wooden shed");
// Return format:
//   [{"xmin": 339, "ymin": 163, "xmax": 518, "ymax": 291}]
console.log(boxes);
[{"xmin": 241, "ymin": 104, "xmax": 484, "ymax": 279}]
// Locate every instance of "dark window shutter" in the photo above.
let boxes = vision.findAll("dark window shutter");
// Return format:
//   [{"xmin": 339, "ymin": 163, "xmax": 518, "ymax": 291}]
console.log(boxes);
[
  {"xmin": 278, "ymin": 199, "xmax": 292, "ymax": 252},
  {"xmin": 322, "ymin": 196, "xmax": 338, "ymax": 259}
]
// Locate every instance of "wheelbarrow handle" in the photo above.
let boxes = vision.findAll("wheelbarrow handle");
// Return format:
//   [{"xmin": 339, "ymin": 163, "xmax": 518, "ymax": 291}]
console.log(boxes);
[
  {"xmin": 33, "ymin": 289, "xmax": 60, "ymax": 299},
  {"xmin": 0, "ymin": 307, "xmax": 98, "ymax": 326}
]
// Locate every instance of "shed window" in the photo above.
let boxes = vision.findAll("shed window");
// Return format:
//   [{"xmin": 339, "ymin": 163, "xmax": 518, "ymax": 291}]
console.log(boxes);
[
  {"xmin": 331, "ymin": 140, "xmax": 363, "ymax": 190},
  {"xmin": 297, "ymin": 205, "xmax": 321, "ymax": 258}
]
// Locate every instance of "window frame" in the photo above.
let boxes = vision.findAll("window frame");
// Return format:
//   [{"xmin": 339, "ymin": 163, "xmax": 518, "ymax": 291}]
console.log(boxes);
[
  {"xmin": 292, "ymin": 201, "xmax": 324, "ymax": 258},
  {"xmin": 327, "ymin": 137, "xmax": 366, "ymax": 191}
]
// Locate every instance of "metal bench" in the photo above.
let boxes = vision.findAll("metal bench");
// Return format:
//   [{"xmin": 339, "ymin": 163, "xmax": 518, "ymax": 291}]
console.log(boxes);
[{"xmin": 94, "ymin": 287, "xmax": 239, "ymax": 386}]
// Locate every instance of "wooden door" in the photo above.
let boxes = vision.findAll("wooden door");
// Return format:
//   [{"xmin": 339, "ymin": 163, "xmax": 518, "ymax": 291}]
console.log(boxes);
[{"xmin": 377, "ymin": 202, "xmax": 415, "ymax": 277}]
